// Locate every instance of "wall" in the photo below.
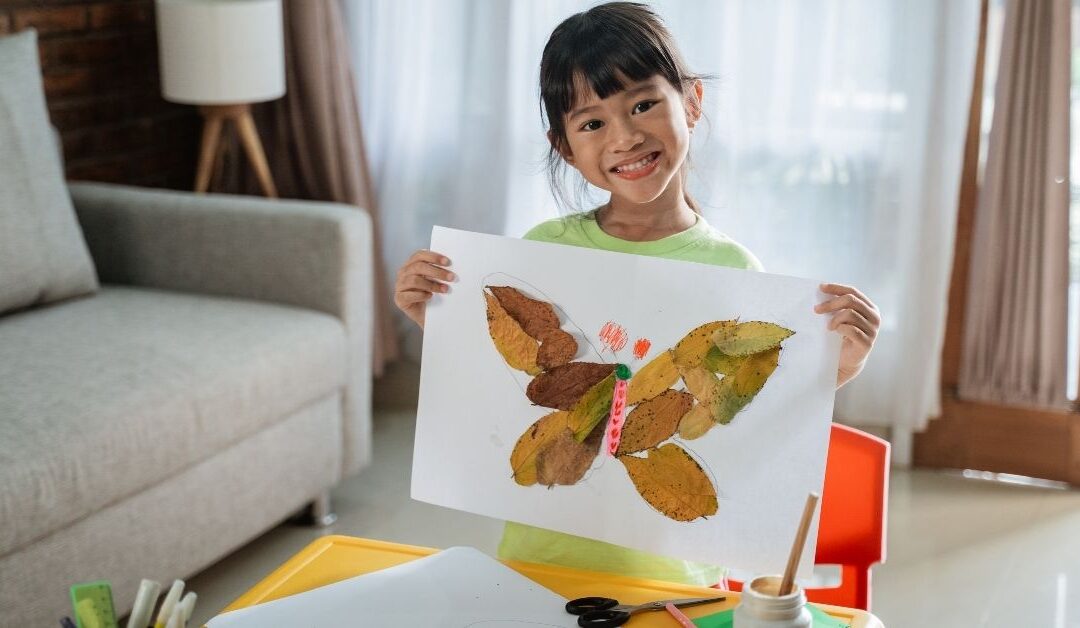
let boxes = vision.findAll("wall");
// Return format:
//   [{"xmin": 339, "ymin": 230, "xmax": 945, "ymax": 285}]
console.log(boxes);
[{"xmin": 0, "ymin": 0, "xmax": 199, "ymax": 189}]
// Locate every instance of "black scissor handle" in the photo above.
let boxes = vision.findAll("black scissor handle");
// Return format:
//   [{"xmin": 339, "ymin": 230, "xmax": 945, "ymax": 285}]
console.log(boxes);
[
  {"xmin": 577, "ymin": 609, "xmax": 631, "ymax": 628},
  {"xmin": 565, "ymin": 597, "xmax": 618, "ymax": 615}
]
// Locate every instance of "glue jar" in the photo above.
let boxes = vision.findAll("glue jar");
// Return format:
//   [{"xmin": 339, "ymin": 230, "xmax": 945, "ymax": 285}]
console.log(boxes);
[{"xmin": 733, "ymin": 575, "xmax": 812, "ymax": 628}]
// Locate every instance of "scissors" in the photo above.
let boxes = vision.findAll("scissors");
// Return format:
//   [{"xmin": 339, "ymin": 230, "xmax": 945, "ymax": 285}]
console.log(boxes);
[{"xmin": 565, "ymin": 595, "xmax": 725, "ymax": 627}]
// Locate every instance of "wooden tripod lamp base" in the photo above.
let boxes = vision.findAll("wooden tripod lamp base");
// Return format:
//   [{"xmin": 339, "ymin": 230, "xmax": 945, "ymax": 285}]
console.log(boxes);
[{"xmin": 194, "ymin": 103, "xmax": 278, "ymax": 198}]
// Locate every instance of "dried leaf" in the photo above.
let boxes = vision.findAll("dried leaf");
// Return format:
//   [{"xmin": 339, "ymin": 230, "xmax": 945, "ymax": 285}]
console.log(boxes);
[
  {"xmin": 568, "ymin": 372, "xmax": 617, "ymax": 442},
  {"xmin": 535, "ymin": 423, "xmax": 603, "ymax": 486},
  {"xmin": 489, "ymin": 286, "xmax": 561, "ymax": 339},
  {"xmin": 679, "ymin": 365, "xmax": 722, "ymax": 403},
  {"xmin": 509, "ymin": 411, "xmax": 569, "ymax": 486},
  {"xmin": 485, "ymin": 292, "xmax": 541, "ymax": 375},
  {"xmin": 672, "ymin": 321, "xmax": 736, "ymax": 369},
  {"xmin": 627, "ymin": 350, "xmax": 680, "ymax": 405},
  {"xmin": 702, "ymin": 346, "xmax": 742, "ymax": 376},
  {"xmin": 536, "ymin": 328, "xmax": 578, "ymax": 370},
  {"xmin": 711, "ymin": 321, "xmax": 794, "ymax": 357},
  {"xmin": 616, "ymin": 390, "xmax": 694, "ymax": 455},
  {"xmin": 677, "ymin": 403, "xmax": 714, "ymax": 440},
  {"xmin": 732, "ymin": 347, "xmax": 781, "ymax": 396},
  {"xmin": 526, "ymin": 362, "xmax": 616, "ymax": 410},
  {"xmin": 619, "ymin": 443, "xmax": 718, "ymax": 521},
  {"xmin": 707, "ymin": 347, "xmax": 781, "ymax": 425}
]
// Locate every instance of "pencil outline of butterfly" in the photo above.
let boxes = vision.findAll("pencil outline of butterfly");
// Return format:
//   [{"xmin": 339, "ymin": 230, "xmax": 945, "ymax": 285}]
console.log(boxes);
[{"xmin": 483, "ymin": 279, "xmax": 794, "ymax": 522}]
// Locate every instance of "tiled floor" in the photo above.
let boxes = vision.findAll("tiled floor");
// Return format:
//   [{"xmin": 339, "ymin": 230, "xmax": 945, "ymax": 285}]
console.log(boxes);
[{"xmin": 187, "ymin": 361, "xmax": 1080, "ymax": 627}]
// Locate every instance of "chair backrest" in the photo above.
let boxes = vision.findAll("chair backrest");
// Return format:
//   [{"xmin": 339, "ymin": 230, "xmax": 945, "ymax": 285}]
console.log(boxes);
[
  {"xmin": 811, "ymin": 423, "xmax": 890, "ymax": 610},
  {"xmin": 724, "ymin": 424, "xmax": 890, "ymax": 611}
]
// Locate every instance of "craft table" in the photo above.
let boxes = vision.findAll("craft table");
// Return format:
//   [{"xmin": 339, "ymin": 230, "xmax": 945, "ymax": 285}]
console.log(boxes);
[{"xmin": 214, "ymin": 535, "xmax": 884, "ymax": 627}]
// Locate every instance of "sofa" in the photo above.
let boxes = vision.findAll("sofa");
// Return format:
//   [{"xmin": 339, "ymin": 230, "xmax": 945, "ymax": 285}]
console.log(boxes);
[{"xmin": 0, "ymin": 30, "xmax": 373, "ymax": 626}]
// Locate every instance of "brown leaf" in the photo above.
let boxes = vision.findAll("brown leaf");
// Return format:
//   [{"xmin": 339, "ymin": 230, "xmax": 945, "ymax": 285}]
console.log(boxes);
[
  {"xmin": 509, "ymin": 411, "xmax": 569, "ymax": 486},
  {"xmin": 536, "ymin": 328, "xmax": 578, "ymax": 370},
  {"xmin": 711, "ymin": 321, "xmax": 794, "ymax": 357},
  {"xmin": 672, "ymin": 321, "xmax": 736, "ymax": 369},
  {"xmin": 626, "ymin": 349, "xmax": 680, "ymax": 406},
  {"xmin": 485, "ymin": 292, "xmax": 541, "ymax": 375},
  {"xmin": 677, "ymin": 403, "xmax": 714, "ymax": 440},
  {"xmin": 535, "ymin": 422, "xmax": 603, "ymax": 486},
  {"xmin": 619, "ymin": 443, "xmax": 718, "ymax": 521},
  {"xmin": 526, "ymin": 362, "xmax": 616, "ymax": 410},
  {"xmin": 616, "ymin": 390, "xmax": 694, "ymax": 455},
  {"xmin": 489, "ymin": 286, "xmax": 561, "ymax": 339}
]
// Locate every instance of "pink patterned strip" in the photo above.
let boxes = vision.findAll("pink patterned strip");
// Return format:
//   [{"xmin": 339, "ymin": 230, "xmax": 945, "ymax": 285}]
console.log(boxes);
[{"xmin": 605, "ymin": 379, "xmax": 628, "ymax": 456}]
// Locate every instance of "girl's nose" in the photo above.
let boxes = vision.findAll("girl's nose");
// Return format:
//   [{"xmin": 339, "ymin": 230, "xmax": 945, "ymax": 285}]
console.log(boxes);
[{"xmin": 609, "ymin": 117, "xmax": 645, "ymax": 152}]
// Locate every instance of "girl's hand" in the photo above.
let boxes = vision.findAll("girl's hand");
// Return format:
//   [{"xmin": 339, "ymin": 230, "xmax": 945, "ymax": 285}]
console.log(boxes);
[
  {"xmin": 394, "ymin": 250, "xmax": 455, "ymax": 329},
  {"xmin": 814, "ymin": 283, "xmax": 880, "ymax": 388}
]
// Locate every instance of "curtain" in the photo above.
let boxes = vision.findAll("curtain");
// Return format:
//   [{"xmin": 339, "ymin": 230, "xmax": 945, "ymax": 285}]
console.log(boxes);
[
  {"xmin": 216, "ymin": 0, "xmax": 400, "ymax": 375},
  {"xmin": 958, "ymin": 0, "xmax": 1071, "ymax": 410},
  {"xmin": 342, "ymin": 0, "xmax": 981, "ymax": 464}
]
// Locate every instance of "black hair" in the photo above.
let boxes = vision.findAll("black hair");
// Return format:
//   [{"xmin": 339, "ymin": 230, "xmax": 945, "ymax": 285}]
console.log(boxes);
[{"xmin": 539, "ymin": 2, "xmax": 706, "ymax": 213}]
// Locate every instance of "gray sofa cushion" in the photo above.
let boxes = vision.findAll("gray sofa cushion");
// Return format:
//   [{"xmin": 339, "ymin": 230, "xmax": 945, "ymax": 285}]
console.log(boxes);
[
  {"xmin": 0, "ymin": 30, "xmax": 98, "ymax": 315},
  {"xmin": 0, "ymin": 287, "xmax": 346, "ymax": 556}
]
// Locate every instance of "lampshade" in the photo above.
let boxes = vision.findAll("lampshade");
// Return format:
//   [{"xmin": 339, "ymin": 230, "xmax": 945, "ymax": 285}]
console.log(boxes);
[{"xmin": 156, "ymin": 0, "xmax": 285, "ymax": 105}]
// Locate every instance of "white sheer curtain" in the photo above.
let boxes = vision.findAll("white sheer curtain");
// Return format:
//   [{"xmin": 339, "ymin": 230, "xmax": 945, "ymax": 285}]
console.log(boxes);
[{"xmin": 342, "ymin": 0, "xmax": 980, "ymax": 465}]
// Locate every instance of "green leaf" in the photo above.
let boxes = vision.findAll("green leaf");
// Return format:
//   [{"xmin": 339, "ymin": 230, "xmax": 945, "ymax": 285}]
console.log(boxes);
[{"xmin": 567, "ymin": 372, "xmax": 616, "ymax": 442}]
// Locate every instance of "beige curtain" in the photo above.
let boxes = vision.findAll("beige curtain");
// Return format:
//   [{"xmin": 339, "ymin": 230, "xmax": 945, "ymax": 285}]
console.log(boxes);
[
  {"xmin": 958, "ymin": 0, "xmax": 1070, "ymax": 409},
  {"xmin": 215, "ymin": 0, "xmax": 399, "ymax": 375}
]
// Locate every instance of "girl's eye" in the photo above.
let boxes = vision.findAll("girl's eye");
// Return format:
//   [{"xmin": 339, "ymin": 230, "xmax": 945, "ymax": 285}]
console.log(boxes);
[
  {"xmin": 580, "ymin": 120, "xmax": 603, "ymax": 132},
  {"xmin": 633, "ymin": 100, "xmax": 658, "ymax": 114}
]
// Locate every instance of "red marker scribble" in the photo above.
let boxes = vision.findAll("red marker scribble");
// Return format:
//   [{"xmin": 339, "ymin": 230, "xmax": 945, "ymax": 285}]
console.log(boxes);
[
  {"xmin": 599, "ymin": 321, "xmax": 629, "ymax": 353},
  {"xmin": 632, "ymin": 338, "xmax": 651, "ymax": 360}
]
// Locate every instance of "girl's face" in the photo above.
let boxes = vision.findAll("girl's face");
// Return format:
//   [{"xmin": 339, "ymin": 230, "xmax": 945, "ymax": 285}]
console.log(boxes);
[{"xmin": 556, "ymin": 74, "xmax": 702, "ymax": 207}]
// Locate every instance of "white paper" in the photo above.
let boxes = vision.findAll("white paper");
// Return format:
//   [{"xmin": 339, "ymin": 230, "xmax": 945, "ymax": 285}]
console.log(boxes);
[
  {"xmin": 205, "ymin": 546, "xmax": 571, "ymax": 627},
  {"xmin": 412, "ymin": 227, "xmax": 841, "ymax": 579}
]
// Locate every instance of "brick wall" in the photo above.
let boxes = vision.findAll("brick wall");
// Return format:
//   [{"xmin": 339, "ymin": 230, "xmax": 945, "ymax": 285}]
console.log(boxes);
[{"xmin": 0, "ymin": 0, "xmax": 200, "ymax": 189}]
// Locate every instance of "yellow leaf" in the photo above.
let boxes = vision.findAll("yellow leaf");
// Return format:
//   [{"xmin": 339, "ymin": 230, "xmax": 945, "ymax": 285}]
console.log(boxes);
[
  {"xmin": 509, "ymin": 411, "xmax": 570, "ymax": 486},
  {"xmin": 485, "ymin": 291, "xmax": 541, "ymax": 375},
  {"xmin": 707, "ymin": 347, "xmax": 781, "ymax": 425},
  {"xmin": 677, "ymin": 403, "xmax": 714, "ymax": 440},
  {"xmin": 711, "ymin": 321, "xmax": 794, "ymax": 357},
  {"xmin": 626, "ymin": 350, "xmax": 679, "ymax": 405},
  {"xmin": 672, "ymin": 321, "xmax": 736, "ymax": 368},
  {"xmin": 616, "ymin": 390, "xmax": 694, "ymax": 455},
  {"xmin": 679, "ymin": 365, "xmax": 722, "ymax": 403},
  {"xmin": 732, "ymin": 347, "xmax": 781, "ymax": 396},
  {"xmin": 619, "ymin": 443, "xmax": 718, "ymax": 521},
  {"xmin": 567, "ymin": 373, "xmax": 616, "ymax": 442}
]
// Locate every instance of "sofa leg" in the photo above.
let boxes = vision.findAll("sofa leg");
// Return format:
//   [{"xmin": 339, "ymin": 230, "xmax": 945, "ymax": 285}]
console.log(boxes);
[{"xmin": 307, "ymin": 491, "xmax": 338, "ymax": 527}]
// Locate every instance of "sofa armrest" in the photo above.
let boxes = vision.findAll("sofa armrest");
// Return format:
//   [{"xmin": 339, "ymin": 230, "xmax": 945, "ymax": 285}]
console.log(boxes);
[{"xmin": 68, "ymin": 181, "xmax": 374, "ymax": 475}]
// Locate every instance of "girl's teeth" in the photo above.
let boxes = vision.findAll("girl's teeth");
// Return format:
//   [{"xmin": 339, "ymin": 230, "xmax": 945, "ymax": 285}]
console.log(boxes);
[{"xmin": 616, "ymin": 153, "xmax": 656, "ymax": 173}]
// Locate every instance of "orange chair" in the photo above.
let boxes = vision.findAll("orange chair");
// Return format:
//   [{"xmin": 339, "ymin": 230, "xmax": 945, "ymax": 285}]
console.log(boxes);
[{"xmin": 728, "ymin": 423, "xmax": 890, "ymax": 611}]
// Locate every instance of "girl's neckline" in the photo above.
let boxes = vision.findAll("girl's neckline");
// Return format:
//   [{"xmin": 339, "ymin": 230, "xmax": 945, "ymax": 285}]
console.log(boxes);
[{"xmin": 581, "ymin": 208, "xmax": 709, "ymax": 255}]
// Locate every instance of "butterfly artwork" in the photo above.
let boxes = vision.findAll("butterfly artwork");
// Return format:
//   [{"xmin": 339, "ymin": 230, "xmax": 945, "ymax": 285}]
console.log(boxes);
[{"xmin": 484, "ymin": 284, "xmax": 795, "ymax": 522}]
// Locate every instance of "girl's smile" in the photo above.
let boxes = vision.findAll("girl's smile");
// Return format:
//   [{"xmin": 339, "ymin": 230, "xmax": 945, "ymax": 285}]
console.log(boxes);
[{"xmin": 610, "ymin": 150, "xmax": 662, "ymax": 180}]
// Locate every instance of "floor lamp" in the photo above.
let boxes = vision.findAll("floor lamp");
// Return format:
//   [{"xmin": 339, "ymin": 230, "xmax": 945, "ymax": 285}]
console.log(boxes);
[{"xmin": 156, "ymin": 0, "xmax": 285, "ymax": 198}]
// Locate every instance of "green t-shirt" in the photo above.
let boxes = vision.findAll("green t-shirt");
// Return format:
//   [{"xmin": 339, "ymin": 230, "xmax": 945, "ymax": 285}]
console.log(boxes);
[{"xmin": 497, "ymin": 210, "xmax": 762, "ymax": 586}]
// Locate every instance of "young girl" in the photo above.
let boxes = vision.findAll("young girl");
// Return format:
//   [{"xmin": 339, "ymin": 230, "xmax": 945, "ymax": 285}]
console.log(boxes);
[{"xmin": 394, "ymin": 2, "xmax": 880, "ymax": 586}]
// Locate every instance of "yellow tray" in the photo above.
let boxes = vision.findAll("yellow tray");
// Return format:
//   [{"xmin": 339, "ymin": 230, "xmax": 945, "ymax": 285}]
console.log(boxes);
[{"xmin": 219, "ymin": 535, "xmax": 882, "ymax": 627}]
